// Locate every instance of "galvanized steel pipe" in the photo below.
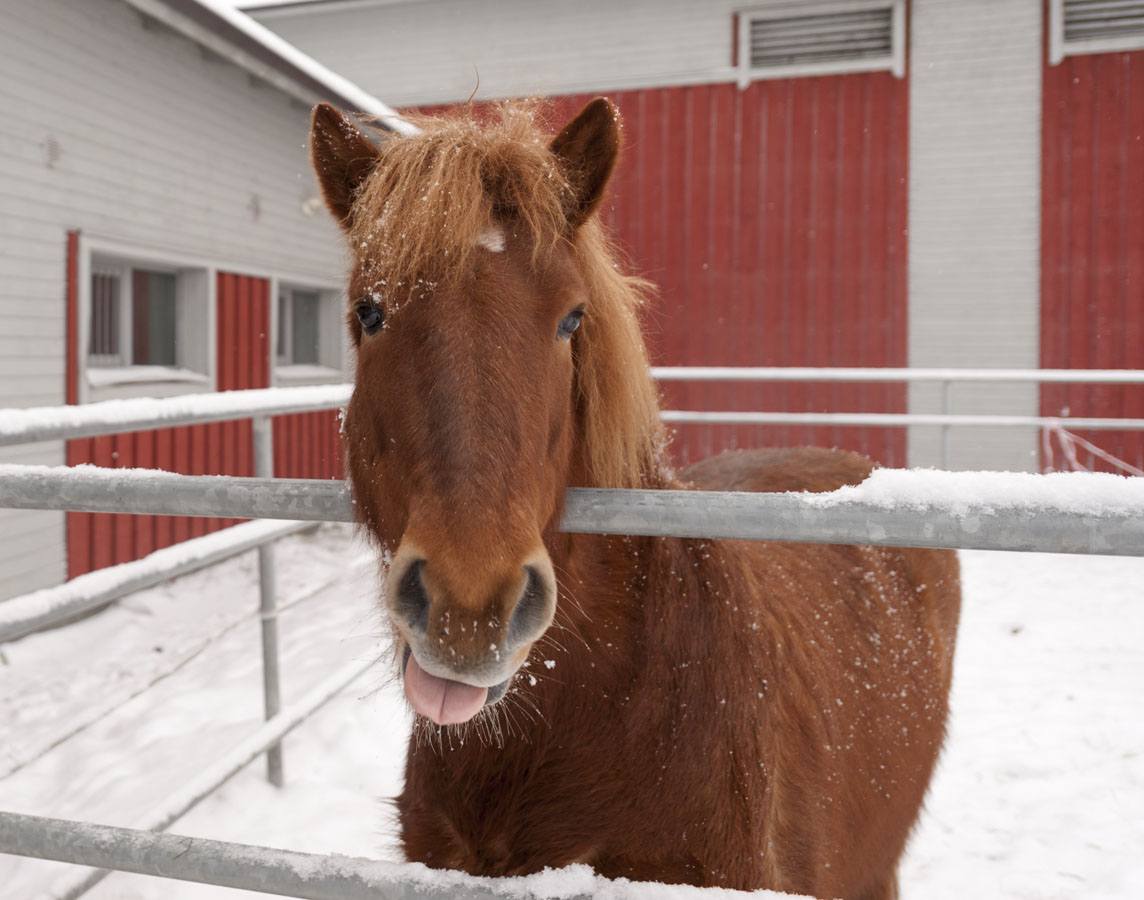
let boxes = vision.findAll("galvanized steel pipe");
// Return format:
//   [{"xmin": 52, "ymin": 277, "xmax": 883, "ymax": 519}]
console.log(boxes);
[{"xmin": 1, "ymin": 465, "xmax": 1141, "ymax": 557}]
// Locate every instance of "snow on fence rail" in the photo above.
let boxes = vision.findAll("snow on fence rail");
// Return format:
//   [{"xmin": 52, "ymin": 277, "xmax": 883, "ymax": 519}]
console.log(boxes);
[
  {"xmin": 0, "ymin": 520, "xmax": 312, "ymax": 644},
  {"xmin": 650, "ymin": 366, "xmax": 1144, "ymax": 383},
  {"xmin": 3, "ymin": 368, "xmax": 1144, "ymax": 448},
  {"xmin": 660, "ymin": 410, "xmax": 1144, "ymax": 429},
  {"xmin": 26, "ymin": 657, "xmax": 380, "ymax": 900},
  {"xmin": 1, "ymin": 463, "xmax": 1142, "ymax": 557},
  {"xmin": 0, "ymin": 384, "xmax": 353, "ymax": 447},
  {"xmin": 0, "ymin": 811, "xmax": 789, "ymax": 900}
]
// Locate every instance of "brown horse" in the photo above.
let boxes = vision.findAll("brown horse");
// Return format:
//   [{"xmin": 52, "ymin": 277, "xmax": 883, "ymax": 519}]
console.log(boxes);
[{"xmin": 309, "ymin": 97, "xmax": 960, "ymax": 899}]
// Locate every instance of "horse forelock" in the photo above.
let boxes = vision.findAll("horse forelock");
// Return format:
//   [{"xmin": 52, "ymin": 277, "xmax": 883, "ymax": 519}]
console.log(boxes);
[{"xmin": 349, "ymin": 104, "xmax": 571, "ymax": 305}]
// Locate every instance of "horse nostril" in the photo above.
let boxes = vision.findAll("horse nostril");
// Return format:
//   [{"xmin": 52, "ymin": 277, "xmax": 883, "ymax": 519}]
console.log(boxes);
[
  {"xmin": 508, "ymin": 565, "xmax": 554, "ymax": 646},
  {"xmin": 396, "ymin": 559, "xmax": 430, "ymax": 634}
]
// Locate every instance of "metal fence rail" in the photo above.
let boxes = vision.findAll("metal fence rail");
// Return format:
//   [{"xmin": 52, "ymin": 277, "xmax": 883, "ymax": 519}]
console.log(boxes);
[
  {"xmin": 3, "ymin": 368, "xmax": 1142, "ymax": 448},
  {"xmin": 2, "ymin": 812, "xmax": 514, "ymax": 900},
  {"xmin": 1, "ymin": 464, "xmax": 1142, "ymax": 557},
  {"xmin": 40, "ymin": 656, "xmax": 378, "ymax": 900},
  {"xmin": 0, "ymin": 811, "xmax": 779, "ymax": 900},
  {"xmin": 660, "ymin": 410, "xmax": 1144, "ymax": 430},
  {"xmin": 0, "ymin": 519, "xmax": 312, "ymax": 644},
  {"xmin": 0, "ymin": 385, "xmax": 351, "ymax": 448},
  {"xmin": 648, "ymin": 366, "xmax": 1144, "ymax": 383}
]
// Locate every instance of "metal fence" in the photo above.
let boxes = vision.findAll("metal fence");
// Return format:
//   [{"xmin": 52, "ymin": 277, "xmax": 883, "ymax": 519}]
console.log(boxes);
[
  {"xmin": 1, "ymin": 367, "xmax": 1142, "ymax": 899},
  {"xmin": 0, "ymin": 809, "xmax": 698, "ymax": 900},
  {"xmin": 5, "ymin": 367, "xmax": 1144, "ymax": 463}
]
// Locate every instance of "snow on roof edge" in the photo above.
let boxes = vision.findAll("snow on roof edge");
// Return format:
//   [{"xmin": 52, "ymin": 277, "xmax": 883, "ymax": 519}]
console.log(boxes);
[
  {"xmin": 192, "ymin": 0, "xmax": 419, "ymax": 135},
  {"xmin": 145, "ymin": 0, "xmax": 419, "ymax": 136}
]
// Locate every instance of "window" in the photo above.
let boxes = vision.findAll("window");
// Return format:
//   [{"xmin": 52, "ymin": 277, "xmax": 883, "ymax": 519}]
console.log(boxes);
[
  {"xmin": 275, "ymin": 284, "xmax": 344, "ymax": 382},
  {"xmin": 277, "ymin": 288, "xmax": 322, "ymax": 366},
  {"xmin": 735, "ymin": 0, "xmax": 905, "ymax": 86},
  {"xmin": 1049, "ymin": 0, "xmax": 1144, "ymax": 64},
  {"xmin": 88, "ymin": 268, "xmax": 123, "ymax": 366},
  {"xmin": 85, "ymin": 254, "xmax": 210, "ymax": 393}
]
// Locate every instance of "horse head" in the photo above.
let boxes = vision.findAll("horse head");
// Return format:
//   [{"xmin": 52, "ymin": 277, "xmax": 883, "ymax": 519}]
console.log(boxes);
[{"xmin": 310, "ymin": 98, "xmax": 661, "ymax": 727}]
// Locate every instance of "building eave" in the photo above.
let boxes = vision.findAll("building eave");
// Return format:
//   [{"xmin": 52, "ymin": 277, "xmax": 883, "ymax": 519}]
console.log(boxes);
[{"xmin": 119, "ymin": 0, "xmax": 417, "ymax": 135}]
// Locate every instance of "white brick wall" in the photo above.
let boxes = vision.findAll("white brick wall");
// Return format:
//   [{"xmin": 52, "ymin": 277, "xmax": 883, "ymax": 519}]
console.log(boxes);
[
  {"xmin": 0, "ymin": 0, "xmax": 346, "ymax": 599},
  {"xmin": 907, "ymin": 0, "xmax": 1043, "ymax": 470}
]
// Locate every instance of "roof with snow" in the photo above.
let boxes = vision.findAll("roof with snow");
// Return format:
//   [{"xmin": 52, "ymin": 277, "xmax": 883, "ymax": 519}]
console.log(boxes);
[{"xmin": 121, "ymin": 0, "xmax": 416, "ymax": 135}]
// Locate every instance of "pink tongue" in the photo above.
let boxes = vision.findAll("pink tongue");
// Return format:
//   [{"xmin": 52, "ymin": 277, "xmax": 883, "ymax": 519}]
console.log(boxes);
[{"xmin": 404, "ymin": 652, "xmax": 488, "ymax": 725}]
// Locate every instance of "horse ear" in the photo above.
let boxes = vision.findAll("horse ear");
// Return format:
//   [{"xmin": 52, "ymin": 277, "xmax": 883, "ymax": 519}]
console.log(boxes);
[
  {"xmin": 309, "ymin": 103, "xmax": 381, "ymax": 229},
  {"xmin": 549, "ymin": 98, "xmax": 621, "ymax": 230}
]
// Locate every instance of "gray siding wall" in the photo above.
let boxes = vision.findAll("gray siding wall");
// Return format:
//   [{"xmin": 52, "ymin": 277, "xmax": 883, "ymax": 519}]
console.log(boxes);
[
  {"xmin": 906, "ymin": 0, "xmax": 1043, "ymax": 470},
  {"xmin": 0, "ymin": 0, "xmax": 346, "ymax": 600},
  {"xmin": 254, "ymin": 0, "xmax": 744, "ymax": 105}
]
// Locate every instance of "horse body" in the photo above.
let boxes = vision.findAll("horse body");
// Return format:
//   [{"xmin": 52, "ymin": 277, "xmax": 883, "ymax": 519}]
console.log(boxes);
[
  {"xmin": 399, "ymin": 448, "xmax": 959, "ymax": 898},
  {"xmin": 308, "ymin": 97, "xmax": 961, "ymax": 899}
]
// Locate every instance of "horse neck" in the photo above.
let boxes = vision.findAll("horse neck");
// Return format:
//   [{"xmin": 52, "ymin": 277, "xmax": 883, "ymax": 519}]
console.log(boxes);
[{"xmin": 539, "ymin": 465, "xmax": 742, "ymax": 704}]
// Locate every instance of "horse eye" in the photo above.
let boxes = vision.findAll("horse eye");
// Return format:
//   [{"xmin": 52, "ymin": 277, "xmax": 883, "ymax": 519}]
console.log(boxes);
[
  {"xmin": 356, "ymin": 302, "xmax": 385, "ymax": 335},
  {"xmin": 556, "ymin": 308, "xmax": 584, "ymax": 341}
]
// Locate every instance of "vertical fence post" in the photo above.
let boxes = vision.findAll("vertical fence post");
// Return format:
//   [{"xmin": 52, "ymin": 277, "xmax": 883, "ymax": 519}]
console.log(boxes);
[
  {"xmin": 252, "ymin": 416, "xmax": 284, "ymax": 787},
  {"xmin": 940, "ymin": 380, "xmax": 952, "ymax": 469}
]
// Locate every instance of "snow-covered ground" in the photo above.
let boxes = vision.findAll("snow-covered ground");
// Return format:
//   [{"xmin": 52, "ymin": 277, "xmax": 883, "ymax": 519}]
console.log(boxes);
[{"xmin": 1, "ymin": 524, "xmax": 1141, "ymax": 898}]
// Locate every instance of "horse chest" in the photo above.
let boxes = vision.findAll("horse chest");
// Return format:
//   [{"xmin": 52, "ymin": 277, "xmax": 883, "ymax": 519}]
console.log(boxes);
[
  {"xmin": 400, "ymin": 700, "xmax": 769, "ymax": 884},
  {"xmin": 401, "ymin": 736, "xmax": 614, "ymax": 876}
]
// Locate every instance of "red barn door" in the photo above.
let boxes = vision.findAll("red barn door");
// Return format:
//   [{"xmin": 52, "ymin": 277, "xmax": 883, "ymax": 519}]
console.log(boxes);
[
  {"xmin": 421, "ymin": 74, "xmax": 910, "ymax": 466},
  {"xmin": 1041, "ymin": 49, "xmax": 1144, "ymax": 473}
]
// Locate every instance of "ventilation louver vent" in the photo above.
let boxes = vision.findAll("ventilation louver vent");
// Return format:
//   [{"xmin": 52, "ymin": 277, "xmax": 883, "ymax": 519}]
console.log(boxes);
[
  {"xmin": 1052, "ymin": 0, "xmax": 1144, "ymax": 62},
  {"xmin": 737, "ymin": 2, "xmax": 904, "ymax": 85},
  {"xmin": 749, "ymin": 8, "xmax": 892, "ymax": 69},
  {"xmin": 1063, "ymin": 0, "xmax": 1144, "ymax": 43}
]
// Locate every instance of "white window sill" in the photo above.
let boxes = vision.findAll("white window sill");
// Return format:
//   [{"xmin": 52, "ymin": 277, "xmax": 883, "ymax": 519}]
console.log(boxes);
[
  {"xmin": 86, "ymin": 366, "xmax": 211, "ymax": 388},
  {"xmin": 274, "ymin": 364, "xmax": 346, "ymax": 386}
]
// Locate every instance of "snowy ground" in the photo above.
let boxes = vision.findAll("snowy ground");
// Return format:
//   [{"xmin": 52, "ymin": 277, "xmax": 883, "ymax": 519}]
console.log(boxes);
[{"xmin": 1, "ymin": 523, "xmax": 1141, "ymax": 899}]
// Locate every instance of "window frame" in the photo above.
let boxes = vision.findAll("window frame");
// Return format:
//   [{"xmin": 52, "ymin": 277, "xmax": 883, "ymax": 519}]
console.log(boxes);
[
  {"xmin": 87, "ymin": 260, "xmax": 129, "ymax": 368},
  {"xmin": 87, "ymin": 258, "xmax": 184, "ymax": 371},
  {"xmin": 77, "ymin": 234, "xmax": 347, "ymax": 403},
  {"xmin": 272, "ymin": 280, "xmax": 348, "ymax": 386},
  {"xmin": 735, "ymin": 0, "xmax": 906, "ymax": 87},
  {"xmin": 80, "ymin": 242, "xmax": 214, "ymax": 403},
  {"xmin": 1048, "ymin": 0, "xmax": 1144, "ymax": 65}
]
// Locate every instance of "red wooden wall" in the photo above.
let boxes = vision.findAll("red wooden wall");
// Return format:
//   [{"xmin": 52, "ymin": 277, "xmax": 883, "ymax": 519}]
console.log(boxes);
[
  {"xmin": 1041, "ymin": 49, "xmax": 1144, "ymax": 472},
  {"xmin": 66, "ymin": 261, "xmax": 343, "ymax": 579},
  {"xmin": 425, "ymin": 74, "xmax": 910, "ymax": 466}
]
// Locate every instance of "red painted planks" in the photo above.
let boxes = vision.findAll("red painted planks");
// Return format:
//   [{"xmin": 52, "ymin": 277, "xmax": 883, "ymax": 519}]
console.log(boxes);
[
  {"xmin": 112, "ymin": 433, "xmax": 135, "ymax": 560},
  {"xmin": 154, "ymin": 428, "xmax": 174, "ymax": 550},
  {"xmin": 1042, "ymin": 50, "xmax": 1144, "ymax": 472},
  {"xmin": 189, "ymin": 425, "xmax": 207, "ymax": 538},
  {"xmin": 551, "ymin": 82, "xmax": 871, "ymax": 464},
  {"xmin": 590, "ymin": 77, "xmax": 911, "ymax": 466},
  {"xmin": 90, "ymin": 435, "xmax": 115, "ymax": 571},
  {"xmin": 65, "ymin": 439, "xmax": 92, "ymax": 579},
  {"xmin": 414, "ymin": 79, "xmax": 909, "ymax": 465},
  {"xmin": 65, "ymin": 232, "xmax": 79, "ymax": 406},
  {"xmin": 134, "ymin": 431, "xmax": 155, "ymax": 556},
  {"xmin": 270, "ymin": 410, "xmax": 344, "ymax": 481},
  {"xmin": 65, "ymin": 232, "xmax": 89, "ymax": 579}
]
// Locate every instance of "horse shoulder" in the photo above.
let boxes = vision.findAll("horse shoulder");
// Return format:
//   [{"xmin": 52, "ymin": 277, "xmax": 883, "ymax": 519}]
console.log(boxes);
[{"xmin": 676, "ymin": 447, "xmax": 962, "ymax": 895}]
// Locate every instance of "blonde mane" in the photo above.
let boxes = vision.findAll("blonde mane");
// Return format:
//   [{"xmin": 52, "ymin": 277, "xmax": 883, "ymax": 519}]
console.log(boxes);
[{"xmin": 351, "ymin": 104, "xmax": 666, "ymax": 489}]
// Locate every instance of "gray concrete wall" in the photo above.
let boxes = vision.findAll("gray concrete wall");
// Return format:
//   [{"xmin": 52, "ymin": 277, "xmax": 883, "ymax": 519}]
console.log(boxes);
[{"xmin": 906, "ymin": 0, "xmax": 1043, "ymax": 471}]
